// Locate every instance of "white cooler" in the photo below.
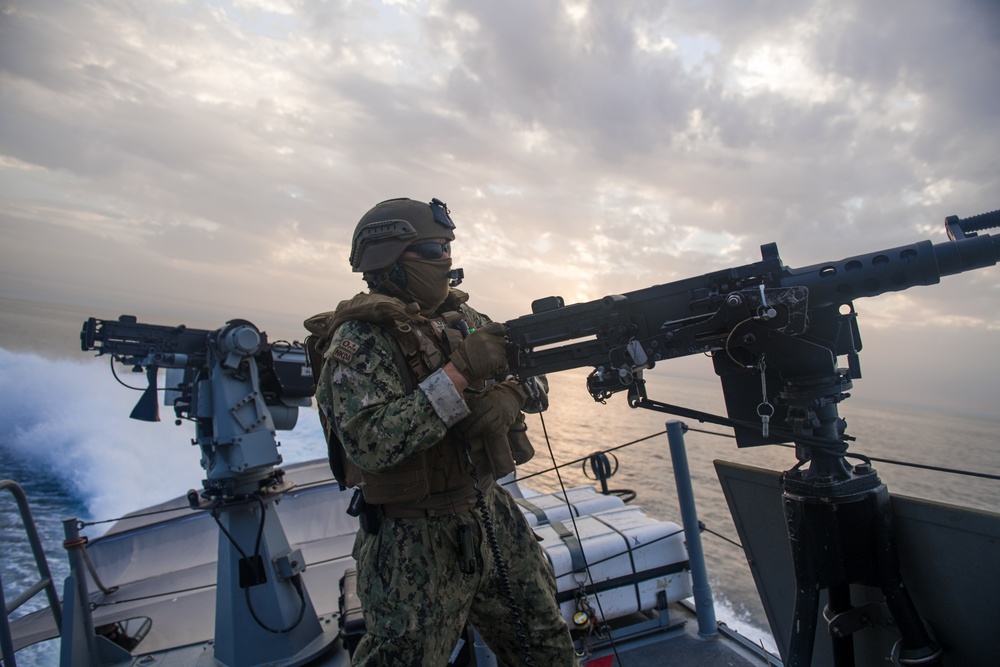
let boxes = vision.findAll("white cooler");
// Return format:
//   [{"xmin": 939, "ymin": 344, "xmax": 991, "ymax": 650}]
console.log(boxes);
[
  {"xmin": 515, "ymin": 486, "xmax": 626, "ymax": 526},
  {"xmin": 535, "ymin": 506, "xmax": 692, "ymax": 624}
]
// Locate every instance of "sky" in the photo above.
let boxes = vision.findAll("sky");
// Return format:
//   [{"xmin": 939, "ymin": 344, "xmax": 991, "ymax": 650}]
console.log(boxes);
[{"xmin": 1, "ymin": 0, "xmax": 998, "ymax": 415}]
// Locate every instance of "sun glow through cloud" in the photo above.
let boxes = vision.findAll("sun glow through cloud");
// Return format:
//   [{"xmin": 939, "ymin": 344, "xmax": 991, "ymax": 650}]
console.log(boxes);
[{"xmin": 0, "ymin": 0, "xmax": 998, "ymax": 413}]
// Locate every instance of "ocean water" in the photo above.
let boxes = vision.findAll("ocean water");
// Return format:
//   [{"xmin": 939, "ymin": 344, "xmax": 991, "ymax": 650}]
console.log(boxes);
[{"xmin": 2, "ymin": 301, "xmax": 998, "ymax": 664}]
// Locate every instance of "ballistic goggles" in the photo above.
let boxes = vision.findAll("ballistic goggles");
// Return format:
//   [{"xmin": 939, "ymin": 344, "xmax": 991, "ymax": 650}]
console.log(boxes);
[{"xmin": 405, "ymin": 241, "xmax": 452, "ymax": 260}]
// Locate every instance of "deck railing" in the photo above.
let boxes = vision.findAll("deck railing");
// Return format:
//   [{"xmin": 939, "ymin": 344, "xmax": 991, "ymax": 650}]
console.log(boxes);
[{"xmin": 1, "ymin": 480, "xmax": 63, "ymax": 667}]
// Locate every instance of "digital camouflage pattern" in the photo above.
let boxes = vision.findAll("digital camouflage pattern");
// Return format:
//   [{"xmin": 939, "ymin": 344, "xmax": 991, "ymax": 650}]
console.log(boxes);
[
  {"xmin": 351, "ymin": 485, "xmax": 576, "ymax": 667},
  {"xmin": 316, "ymin": 298, "xmax": 577, "ymax": 666},
  {"xmin": 318, "ymin": 318, "xmax": 451, "ymax": 474}
]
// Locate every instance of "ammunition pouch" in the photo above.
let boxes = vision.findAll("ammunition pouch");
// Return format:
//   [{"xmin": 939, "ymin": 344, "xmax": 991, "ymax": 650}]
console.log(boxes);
[
  {"xmin": 473, "ymin": 414, "xmax": 536, "ymax": 479},
  {"xmin": 508, "ymin": 413, "xmax": 535, "ymax": 465}
]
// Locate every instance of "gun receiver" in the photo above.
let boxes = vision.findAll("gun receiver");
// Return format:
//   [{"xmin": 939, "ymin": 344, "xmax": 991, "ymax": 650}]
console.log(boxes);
[{"xmin": 505, "ymin": 211, "xmax": 1000, "ymax": 451}]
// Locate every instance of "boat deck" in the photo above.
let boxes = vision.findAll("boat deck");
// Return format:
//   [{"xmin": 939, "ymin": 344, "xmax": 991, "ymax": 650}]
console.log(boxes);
[
  {"xmin": 6, "ymin": 460, "xmax": 782, "ymax": 666},
  {"xmin": 582, "ymin": 602, "xmax": 777, "ymax": 667}
]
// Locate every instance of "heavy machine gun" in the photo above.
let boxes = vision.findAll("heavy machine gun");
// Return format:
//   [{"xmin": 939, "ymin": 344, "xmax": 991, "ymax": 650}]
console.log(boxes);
[
  {"xmin": 506, "ymin": 210, "xmax": 1000, "ymax": 454},
  {"xmin": 504, "ymin": 210, "xmax": 1000, "ymax": 667},
  {"xmin": 79, "ymin": 317, "xmax": 336, "ymax": 666}
]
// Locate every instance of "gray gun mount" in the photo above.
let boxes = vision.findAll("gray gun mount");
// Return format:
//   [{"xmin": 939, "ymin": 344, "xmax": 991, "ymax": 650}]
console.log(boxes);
[
  {"xmin": 81, "ymin": 316, "xmax": 313, "ymax": 495},
  {"xmin": 79, "ymin": 317, "xmax": 335, "ymax": 664}
]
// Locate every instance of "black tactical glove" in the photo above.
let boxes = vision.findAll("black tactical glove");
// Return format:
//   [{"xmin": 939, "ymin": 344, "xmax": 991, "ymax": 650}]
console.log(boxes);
[
  {"xmin": 461, "ymin": 381, "xmax": 527, "ymax": 438},
  {"xmin": 449, "ymin": 321, "xmax": 508, "ymax": 383}
]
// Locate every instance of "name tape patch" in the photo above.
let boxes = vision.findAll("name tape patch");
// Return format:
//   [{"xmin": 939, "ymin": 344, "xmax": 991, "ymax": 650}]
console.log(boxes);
[{"xmin": 333, "ymin": 339, "xmax": 361, "ymax": 363}]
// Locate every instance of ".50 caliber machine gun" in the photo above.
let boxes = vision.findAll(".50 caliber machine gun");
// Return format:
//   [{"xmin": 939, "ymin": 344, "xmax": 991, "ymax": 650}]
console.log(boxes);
[
  {"xmin": 504, "ymin": 210, "xmax": 1000, "ymax": 667},
  {"xmin": 79, "ymin": 317, "xmax": 337, "ymax": 666}
]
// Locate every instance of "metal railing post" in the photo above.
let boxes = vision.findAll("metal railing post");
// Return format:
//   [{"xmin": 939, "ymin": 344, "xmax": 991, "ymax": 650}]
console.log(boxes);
[{"xmin": 665, "ymin": 421, "xmax": 718, "ymax": 638}]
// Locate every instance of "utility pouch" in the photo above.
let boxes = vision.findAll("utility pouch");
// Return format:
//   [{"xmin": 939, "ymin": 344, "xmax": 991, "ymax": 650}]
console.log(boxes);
[
  {"xmin": 483, "ymin": 433, "xmax": 515, "ymax": 479},
  {"xmin": 348, "ymin": 489, "xmax": 382, "ymax": 535},
  {"xmin": 477, "ymin": 432, "xmax": 516, "ymax": 479},
  {"xmin": 507, "ymin": 413, "xmax": 535, "ymax": 465}
]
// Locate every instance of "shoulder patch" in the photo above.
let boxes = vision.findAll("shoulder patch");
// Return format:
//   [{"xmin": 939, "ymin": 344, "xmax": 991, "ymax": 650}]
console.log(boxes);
[
  {"xmin": 326, "ymin": 320, "xmax": 393, "ymax": 375},
  {"xmin": 332, "ymin": 338, "xmax": 361, "ymax": 363}
]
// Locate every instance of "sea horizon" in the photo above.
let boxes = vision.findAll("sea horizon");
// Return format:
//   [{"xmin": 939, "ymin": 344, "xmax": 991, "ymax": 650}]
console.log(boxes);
[
  {"xmin": 3, "ymin": 293, "xmax": 998, "ymax": 423},
  {"xmin": 3, "ymin": 293, "xmax": 998, "ymax": 666}
]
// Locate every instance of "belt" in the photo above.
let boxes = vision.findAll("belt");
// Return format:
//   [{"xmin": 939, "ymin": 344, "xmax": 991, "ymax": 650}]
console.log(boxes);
[{"xmin": 381, "ymin": 497, "xmax": 478, "ymax": 518}]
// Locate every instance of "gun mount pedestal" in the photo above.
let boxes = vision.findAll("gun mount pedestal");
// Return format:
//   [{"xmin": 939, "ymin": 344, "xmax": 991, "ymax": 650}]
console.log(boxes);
[
  {"xmin": 781, "ymin": 468, "xmax": 941, "ymax": 667},
  {"xmin": 184, "ymin": 321, "xmax": 337, "ymax": 667},
  {"xmin": 776, "ymin": 376, "xmax": 941, "ymax": 667},
  {"xmin": 197, "ymin": 484, "xmax": 330, "ymax": 667},
  {"xmin": 627, "ymin": 356, "xmax": 942, "ymax": 667}
]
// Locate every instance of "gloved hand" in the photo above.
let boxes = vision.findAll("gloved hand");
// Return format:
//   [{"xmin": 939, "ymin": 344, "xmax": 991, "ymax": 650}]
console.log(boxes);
[
  {"xmin": 461, "ymin": 381, "xmax": 527, "ymax": 438},
  {"xmin": 449, "ymin": 321, "xmax": 509, "ymax": 384}
]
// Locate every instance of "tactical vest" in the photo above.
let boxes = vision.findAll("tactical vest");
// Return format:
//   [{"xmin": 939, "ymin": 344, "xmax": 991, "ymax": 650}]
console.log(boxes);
[{"xmin": 305, "ymin": 291, "xmax": 532, "ymax": 508}]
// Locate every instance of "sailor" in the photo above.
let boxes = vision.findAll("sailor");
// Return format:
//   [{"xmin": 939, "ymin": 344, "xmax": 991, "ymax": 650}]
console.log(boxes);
[{"xmin": 308, "ymin": 197, "xmax": 577, "ymax": 666}]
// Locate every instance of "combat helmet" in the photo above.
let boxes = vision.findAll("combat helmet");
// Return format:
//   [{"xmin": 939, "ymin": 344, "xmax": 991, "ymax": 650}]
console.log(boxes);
[{"xmin": 349, "ymin": 197, "xmax": 456, "ymax": 273}]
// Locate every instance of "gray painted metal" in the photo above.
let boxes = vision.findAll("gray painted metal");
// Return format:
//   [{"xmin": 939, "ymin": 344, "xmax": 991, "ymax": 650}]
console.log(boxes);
[{"xmin": 665, "ymin": 420, "xmax": 718, "ymax": 638}]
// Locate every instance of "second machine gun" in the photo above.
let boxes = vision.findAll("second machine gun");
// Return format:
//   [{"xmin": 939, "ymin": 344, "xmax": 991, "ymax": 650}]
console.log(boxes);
[
  {"xmin": 503, "ymin": 210, "xmax": 1000, "ymax": 667},
  {"xmin": 80, "ymin": 316, "xmax": 314, "ymax": 496}
]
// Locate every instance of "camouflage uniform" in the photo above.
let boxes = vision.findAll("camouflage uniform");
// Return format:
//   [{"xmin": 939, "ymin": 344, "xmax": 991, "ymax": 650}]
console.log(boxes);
[{"xmin": 316, "ymin": 299, "xmax": 577, "ymax": 667}]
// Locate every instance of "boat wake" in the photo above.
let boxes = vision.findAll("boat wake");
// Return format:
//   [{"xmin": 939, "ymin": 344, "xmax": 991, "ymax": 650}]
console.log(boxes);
[
  {"xmin": 3, "ymin": 351, "xmax": 265, "ymax": 526},
  {"xmin": 0, "ymin": 349, "xmax": 333, "ymax": 528}
]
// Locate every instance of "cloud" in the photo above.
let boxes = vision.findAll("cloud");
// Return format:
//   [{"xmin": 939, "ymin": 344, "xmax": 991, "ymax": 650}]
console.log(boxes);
[{"xmin": 1, "ymin": 0, "xmax": 998, "ymax": 413}]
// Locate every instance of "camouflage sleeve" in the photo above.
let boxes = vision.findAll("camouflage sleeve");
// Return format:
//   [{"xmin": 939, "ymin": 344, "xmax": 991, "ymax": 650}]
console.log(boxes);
[
  {"xmin": 318, "ymin": 320, "xmax": 451, "ymax": 473},
  {"xmin": 459, "ymin": 303, "xmax": 492, "ymax": 330}
]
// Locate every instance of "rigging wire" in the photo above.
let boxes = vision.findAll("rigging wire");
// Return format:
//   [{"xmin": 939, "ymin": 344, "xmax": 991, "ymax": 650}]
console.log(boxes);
[
  {"xmin": 537, "ymin": 409, "xmax": 624, "ymax": 665},
  {"xmin": 79, "ymin": 425, "xmax": 997, "ymax": 621},
  {"xmin": 79, "ymin": 422, "xmax": 999, "ymax": 532}
]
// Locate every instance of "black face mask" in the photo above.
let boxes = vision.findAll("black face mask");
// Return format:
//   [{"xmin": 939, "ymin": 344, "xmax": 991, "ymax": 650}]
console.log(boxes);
[{"xmin": 400, "ymin": 257, "xmax": 453, "ymax": 313}]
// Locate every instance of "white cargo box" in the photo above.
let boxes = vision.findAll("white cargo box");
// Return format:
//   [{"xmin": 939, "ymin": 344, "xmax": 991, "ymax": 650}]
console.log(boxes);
[
  {"xmin": 536, "ymin": 506, "xmax": 691, "ymax": 624},
  {"xmin": 516, "ymin": 486, "xmax": 625, "ymax": 527}
]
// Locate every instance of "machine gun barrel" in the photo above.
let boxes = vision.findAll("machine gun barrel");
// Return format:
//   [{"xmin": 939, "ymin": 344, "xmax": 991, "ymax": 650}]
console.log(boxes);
[
  {"xmin": 505, "ymin": 215, "xmax": 1000, "ymax": 381},
  {"xmin": 81, "ymin": 315, "xmax": 313, "ymax": 428},
  {"xmin": 81, "ymin": 315, "xmax": 211, "ymax": 367},
  {"xmin": 782, "ymin": 232, "xmax": 1000, "ymax": 311}
]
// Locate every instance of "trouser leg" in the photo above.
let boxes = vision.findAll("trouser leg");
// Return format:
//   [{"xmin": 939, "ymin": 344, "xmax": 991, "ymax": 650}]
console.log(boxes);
[
  {"xmin": 351, "ymin": 517, "xmax": 474, "ymax": 667},
  {"xmin": 468, "ymin": 489, "xmax": 577, "ymax": 667}
]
